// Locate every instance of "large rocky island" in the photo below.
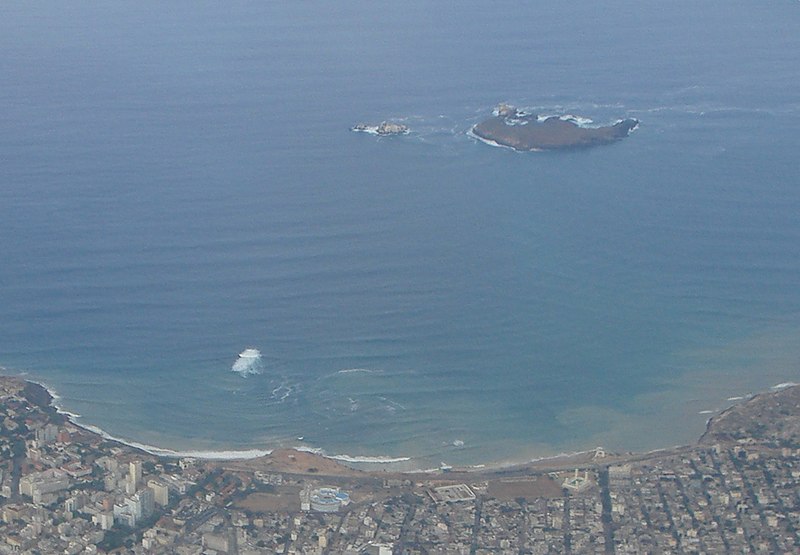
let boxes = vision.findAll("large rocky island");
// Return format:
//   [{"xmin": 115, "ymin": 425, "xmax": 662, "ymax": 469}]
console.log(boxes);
[{"xmin": 472, "ymin": 103, "xmax": 639, "ymax": 151}]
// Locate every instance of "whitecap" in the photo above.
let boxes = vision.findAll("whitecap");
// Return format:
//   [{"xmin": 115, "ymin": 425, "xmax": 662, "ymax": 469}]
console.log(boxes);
[
  {"xmin": 232, "ymin": 348, "xmax": 263, "ymax": 376},
  {"xmin": 270, "ymin": 383, "xmax": 294, "ymax": 402},
  {"xmin": 771, "ymin": 382, "xmax": 798, "ymax": 390},
  {"xmin": 335, "ymin": 368, "xmax": 378, "ymax": 375},
  {"xmin": 698, "ymin": 410, "xmax": 715, "ymax": 415},
  {"xmin": 379, "ymin": 396, "xmax": 406, "ymax": 411}
]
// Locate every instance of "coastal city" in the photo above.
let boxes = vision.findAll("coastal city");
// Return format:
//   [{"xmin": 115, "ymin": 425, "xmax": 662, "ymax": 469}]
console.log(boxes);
[{"xmin": 1, "ymin": 375, "xmax": 799, "ymax": 554}]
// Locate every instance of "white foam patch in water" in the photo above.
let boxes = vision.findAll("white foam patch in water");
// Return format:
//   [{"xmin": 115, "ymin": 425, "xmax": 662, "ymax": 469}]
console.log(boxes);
[
  {"xmin": 232, "ymin": 348, "xmax": 263, "ymax": 376},
  {"xmin": 336, "ymin": 368, "xmax": 379, "ymax": 375}
]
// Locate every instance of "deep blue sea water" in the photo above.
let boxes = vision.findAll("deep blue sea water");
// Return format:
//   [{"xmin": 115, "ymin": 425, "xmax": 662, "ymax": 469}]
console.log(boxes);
[{"xmin": 1, "ymin": 1, "xmax": 799, "ymax": 467}]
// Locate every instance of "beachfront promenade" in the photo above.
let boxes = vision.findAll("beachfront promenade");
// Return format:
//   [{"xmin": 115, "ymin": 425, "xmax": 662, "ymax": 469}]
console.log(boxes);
[{"xmin": 1, "ymin": 374, "xmax": 799, "ymax": 553}]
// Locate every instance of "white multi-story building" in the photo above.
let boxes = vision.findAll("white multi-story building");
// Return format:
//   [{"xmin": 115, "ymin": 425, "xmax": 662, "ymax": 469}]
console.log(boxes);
[
  {"xmin": 126, "ymin": 460, "xmax": 143, "ymax": 494},
  {"xmin": 113, "ymin": 503, "xmax": 137, "ymax": 528},
  {"xmin": 34, "ymin": 424, "xmax": 59, "ymax": 446},
  {"xmin": 19, "ymin": 469, "xmax": 70, "ymax": 503},
  {"xmin": 91, "ymin": 512, "xmax": 114, "ymax": 531}
]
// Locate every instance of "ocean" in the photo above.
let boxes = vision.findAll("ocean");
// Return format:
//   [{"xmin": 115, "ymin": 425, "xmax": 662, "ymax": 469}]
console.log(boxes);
[{"xmin": 1, "ymin": 1, "xmax": 799, "ymax": 469}]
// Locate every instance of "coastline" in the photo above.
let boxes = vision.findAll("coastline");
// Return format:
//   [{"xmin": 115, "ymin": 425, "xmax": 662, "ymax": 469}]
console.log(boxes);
[
  {"xmin": 6, "ymin": 370, "xmax": 416, "ymax": 466},
  {"xmin": 32, "ymin": 377, "xmax": 274, "ymax": 461},
  {"xmin": 2, "ymin": 368, "xmax": 603, "ymax": 473},
  {"xmin": 4, "ymin": 367, "xmax": 796, "ymax": 476}
]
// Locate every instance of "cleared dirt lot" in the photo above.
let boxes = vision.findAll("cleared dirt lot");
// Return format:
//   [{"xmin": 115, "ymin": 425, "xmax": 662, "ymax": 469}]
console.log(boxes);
[
  {"xmin": 234, "ymin": 489, "xmax": 301, "ymax": 513},
  {"xmin": 487, "ymin": 476, "xmax": 563, "ymax": 500}
]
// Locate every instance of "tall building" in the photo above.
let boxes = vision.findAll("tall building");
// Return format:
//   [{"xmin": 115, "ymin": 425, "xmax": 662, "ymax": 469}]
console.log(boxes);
[
  {"xmin": 92, "ymin": 512, "xmax": 114, "ymax": 531},
  {"xmin": 127, "ymin": 461, "xmax": 142, "ymax": 494},
  {"xmin": 114, "ymin": 502, "xmax": 137, "ymax": 528},
  {"xmin": 148, "ymin": 479, "xmax": 169, "ymax": 506},
  {"xmin": 34, "ymin": 424, "xmax": 59, "ymax": 446},
  {"xmin": 136, "ymin": 487, "xmax": 155, "ymax": 518}
]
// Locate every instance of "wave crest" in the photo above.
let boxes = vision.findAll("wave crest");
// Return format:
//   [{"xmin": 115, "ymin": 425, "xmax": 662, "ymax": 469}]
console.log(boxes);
[{"xmin": 232, "ymin": 348, "xmax": 263, "ymax": 376}]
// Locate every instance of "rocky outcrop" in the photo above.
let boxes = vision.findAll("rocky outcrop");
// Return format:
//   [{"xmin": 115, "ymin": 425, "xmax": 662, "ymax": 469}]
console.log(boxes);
[
  {"xmin": 22, "ymin": 380, "xmax": 52, "ymax": 409},
  {"xmin": 351, "ymin": 121, "xmax": 410, "ymax": 136},
  {"xmin": 472, "ymin": 104, "xmax": 638, "ymax": 151},
  {"xmin": 700, "ymin": 385, "xmax": 800, "ymax": 447}
]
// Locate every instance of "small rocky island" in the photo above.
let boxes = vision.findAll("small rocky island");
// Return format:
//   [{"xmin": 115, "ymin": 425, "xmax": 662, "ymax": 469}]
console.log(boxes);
[
  {"xmin": 472, "ymin": 103, "xmax": 638, "ymax": 151},
  {"xmin": 351, "ymin": 121, "xmax": 409, "ymax": 136}
]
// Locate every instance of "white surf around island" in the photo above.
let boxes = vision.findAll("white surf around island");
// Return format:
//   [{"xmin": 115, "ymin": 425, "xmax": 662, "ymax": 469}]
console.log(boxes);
[
  {"xmin": 231, "ymin": 348, "xmax": 263, "ymax": 376},
  {"xmin": 558, "ymin": 114, "xmax": 594, "ymax": 126},
  {"xmin": 466, "ymin": 126, "xmax": 534, "ymax": 152},
  {"xmin": 350, "ymin": 121, "xmax": 410, "ymax": 136}
]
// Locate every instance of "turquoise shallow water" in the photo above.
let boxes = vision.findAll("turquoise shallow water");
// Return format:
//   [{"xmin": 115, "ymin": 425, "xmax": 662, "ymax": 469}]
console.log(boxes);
[{"xmin": 1, "ymin": 1, "xmax": 799, "ymax": 467}]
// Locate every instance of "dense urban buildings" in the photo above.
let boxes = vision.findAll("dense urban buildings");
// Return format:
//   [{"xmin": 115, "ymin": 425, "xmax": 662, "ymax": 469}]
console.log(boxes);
[{"xmin": 1, "ymin": 375, "xmax": 799, "ymax": 554}]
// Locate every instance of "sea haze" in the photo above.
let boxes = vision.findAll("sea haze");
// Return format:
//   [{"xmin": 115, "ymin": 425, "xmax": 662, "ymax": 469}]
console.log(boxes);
[{"xmin": 1, "ymin": 1, "xmax": 799, "ymax": 467}]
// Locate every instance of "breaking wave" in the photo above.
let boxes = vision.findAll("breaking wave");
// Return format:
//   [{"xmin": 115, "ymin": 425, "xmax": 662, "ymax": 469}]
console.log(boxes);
[
  {"xmin": 335, "ymin": 368, "xmax": 380, "ymax": 375},
  {"xmin": 32, "ymin": 380, "xmax": 271, "ymax": 460},
  {"xmin": 466, "ymin": 126, "xmax": 526, "ymax": 151},
  {"xmin": 559, "ymin": 114, "xmax": 594, "ymax": 126},
  {"xmin": 295, "ymin": 446, "xmax": 411, "ymax": 464},
  {"xmin": 232, "ymin": 348, "xmax": 263, "ymax": 376}
]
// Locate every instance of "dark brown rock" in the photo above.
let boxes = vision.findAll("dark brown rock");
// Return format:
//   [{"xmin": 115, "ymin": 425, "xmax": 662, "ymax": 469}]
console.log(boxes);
[{"xmin": 472, "ymin": 105, "xmax": 638, "ymax": 151}]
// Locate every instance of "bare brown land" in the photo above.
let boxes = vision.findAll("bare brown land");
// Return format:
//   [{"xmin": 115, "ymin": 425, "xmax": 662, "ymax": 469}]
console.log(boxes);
[
  {"xmin": 224, "ymin": 448, "xmax": 361, "ymax": 477},
  {"xmin": 234, "ymin": 490, "xmax": 301, "ymax": 513},
  {"xmin": 472, "ymin": 104, "xmax": 638, "ymax": 151},
  {"xmin": 487, "ymin": 476, "xmax": 563, "ymax": 500}
]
